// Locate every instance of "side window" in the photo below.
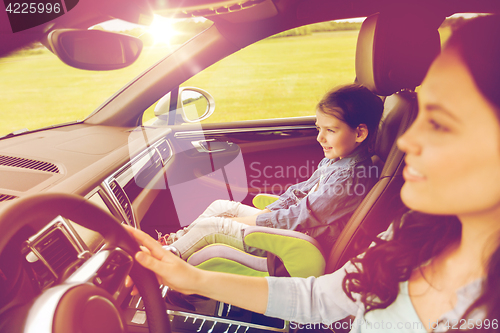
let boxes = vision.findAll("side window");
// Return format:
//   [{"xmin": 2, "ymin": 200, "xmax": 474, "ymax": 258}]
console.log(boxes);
[
  {"xmin": 144, "ymin": 20, "xmax": 361, "ymax": 125},
  {"xmin": 185, "ymin": 23, "xmax": 359, "ymax": 123},
  {"xmin": 142, "ymin": 15, "xmax": 479, "ymax": 126}
]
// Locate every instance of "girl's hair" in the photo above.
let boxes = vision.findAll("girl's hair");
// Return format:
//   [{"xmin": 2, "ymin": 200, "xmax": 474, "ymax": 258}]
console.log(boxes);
[
  {"xmin": 317, "ymin": 84, "xmax": 384, "ymax": 152},
  {"xmin": 343, "ymin": 15, "xmax": 500, "ymax": 330}
]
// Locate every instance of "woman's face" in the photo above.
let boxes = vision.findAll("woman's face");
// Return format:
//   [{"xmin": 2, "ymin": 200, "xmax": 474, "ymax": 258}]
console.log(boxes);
[{"xmin": 397, "ymin": 49, "xmax": 500, "ymax": 217}]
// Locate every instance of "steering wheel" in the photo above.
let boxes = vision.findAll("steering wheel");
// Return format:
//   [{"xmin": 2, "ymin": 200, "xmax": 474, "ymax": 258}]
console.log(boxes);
[{"xmin": 0, "ymin": 192, "xmax": 170, "ymax": 333}]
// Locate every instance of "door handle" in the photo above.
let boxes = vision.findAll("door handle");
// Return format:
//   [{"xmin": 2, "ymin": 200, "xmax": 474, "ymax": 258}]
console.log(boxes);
[{"xmin": 191, "ymin": 139, "xmax": 233, "ymax": 153}]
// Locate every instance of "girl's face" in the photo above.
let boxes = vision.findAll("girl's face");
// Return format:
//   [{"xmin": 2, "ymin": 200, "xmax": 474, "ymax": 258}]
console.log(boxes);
[
  {"xmin": 315, "ymin": 109, "xmax": 365, "ymax": 159},
  {"xmin": 397, "ymin": 49, "xmax": 500, "ymax": 217}
]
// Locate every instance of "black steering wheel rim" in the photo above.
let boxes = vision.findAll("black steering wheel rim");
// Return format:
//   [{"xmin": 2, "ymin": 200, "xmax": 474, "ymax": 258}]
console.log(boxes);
[{"xmin": 0, "ymin": 192, "xmax": 170, "ymax": 333}]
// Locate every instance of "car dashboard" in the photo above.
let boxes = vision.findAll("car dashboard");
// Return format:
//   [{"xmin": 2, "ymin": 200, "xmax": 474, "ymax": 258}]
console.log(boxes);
[
  {"xmin": 0, "ymin": 117, "xmax": 302, "ymax": 332},
  {"xmin": 0, "ymin": 119, "xmax": 297, "ymax": 333},
  {"xmin": 0, "ymin": 122, "xmax": 173, "ymax": 314},
  {"xmin": 0, "ymin": 122, "xmax": 173, "ymax": 218}
]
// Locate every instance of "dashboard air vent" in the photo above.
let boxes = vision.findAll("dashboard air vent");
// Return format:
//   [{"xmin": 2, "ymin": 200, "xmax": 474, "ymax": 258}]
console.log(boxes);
[
  {"xmin": 133, "ymin": 149, "xmax": 163, "ymax": 188},
  {"xmin": 0, "ymin": 194, "xmax": 17, "ymax": 202},
  {"xmin": 36, "ymin": 228, "xmax": 78, "ymax": 276},
  {"xmin": 109, "ymin": 180, "xmax": 134, "ymax": 225},
  {"xmin": 0, "ymin": 155, "xmax": 59, "ymax": 173}
]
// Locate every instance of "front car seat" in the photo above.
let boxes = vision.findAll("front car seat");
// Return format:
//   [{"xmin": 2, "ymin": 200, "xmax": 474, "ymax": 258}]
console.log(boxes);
[{"xmin": 326, "ymin": 11, "xmax": 442, "ymax": 273}]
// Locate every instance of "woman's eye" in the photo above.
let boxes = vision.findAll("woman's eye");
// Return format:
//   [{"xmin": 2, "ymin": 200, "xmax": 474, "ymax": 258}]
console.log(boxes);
[
  {"xmin": 328, "ymin": 129, "xmax": 335, "ymax": 133},
  {"xmin": 428, "ymin": 119, "xmax": 448, "ymax": 132}
]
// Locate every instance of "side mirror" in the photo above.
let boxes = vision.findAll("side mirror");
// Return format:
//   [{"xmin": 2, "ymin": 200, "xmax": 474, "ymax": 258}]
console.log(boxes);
[
  {"xmin": 153, "ymin": 87, "xmax": 215, "ymax": 125},
  {"xmin": 43, "ymin": 29, "xmax": 143, "ymax": 70},
  {"xmin": 179, "ymin": 87, "xmax": 215, "ymax": 123}
]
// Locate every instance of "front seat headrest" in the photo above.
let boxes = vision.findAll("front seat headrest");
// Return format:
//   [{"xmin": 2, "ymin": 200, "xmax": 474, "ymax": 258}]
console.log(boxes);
[{"xmin": 356, "ymin": 12, "xmax": 442, "ymax": 96}]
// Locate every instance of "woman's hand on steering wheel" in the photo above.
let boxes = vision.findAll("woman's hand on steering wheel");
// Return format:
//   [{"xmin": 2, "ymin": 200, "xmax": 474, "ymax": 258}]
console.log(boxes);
[{"xmin": 123, "ymin": 225, "xmax": 202, "ymax": 296}]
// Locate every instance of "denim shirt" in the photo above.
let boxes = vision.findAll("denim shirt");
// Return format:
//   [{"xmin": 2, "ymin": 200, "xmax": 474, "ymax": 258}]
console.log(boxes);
[
  {"xmin": 255, "ymin": 147, "xmax": 378, "ymax": 251},
  {"xmin": 265, "ymin": 220, "xmax": 485, "ymax": 333}
]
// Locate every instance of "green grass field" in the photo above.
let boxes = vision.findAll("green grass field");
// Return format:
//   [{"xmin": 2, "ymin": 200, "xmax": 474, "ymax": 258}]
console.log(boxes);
[
  {"xmin": 177, "ymin": 30, "xmax": 358, "ymax": 123},
  {"xmin": 0, "ymin": 45, "xmax": 175, "ymax": 135},
  {"xmin": 0, "ymin": 30, "xmax": 358, "ymax": 135}
]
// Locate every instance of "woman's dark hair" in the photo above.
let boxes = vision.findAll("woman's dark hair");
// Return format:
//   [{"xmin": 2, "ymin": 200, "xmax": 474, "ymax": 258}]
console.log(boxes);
[
  {"xmin": 446, "ymin": 14, "xmax": 500, "ymax": 329},
  {"xmin": 317, "ymin": 84, "xmax": 384, "ymax": 152},
  {"xmin": 343, "ymin": 15, "xmax": 500, "ymax": 330},
  {"xmin": 446, "ymin": 15, "xmax": 500, "ymax": 114},
  {"xmin": 343, "ymin": 212, "xmax": 462, "ymax": 310}
]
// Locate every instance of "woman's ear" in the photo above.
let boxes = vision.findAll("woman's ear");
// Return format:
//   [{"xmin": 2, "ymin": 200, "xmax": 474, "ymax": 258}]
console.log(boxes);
[{"xmin": 355, "ymin": 124, "xmax": 369, "ymax": 143}]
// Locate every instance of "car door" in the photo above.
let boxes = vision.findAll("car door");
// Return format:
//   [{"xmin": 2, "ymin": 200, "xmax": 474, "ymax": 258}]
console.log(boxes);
[{"xmin": 166, "ymin": 117, "xmax": 321, "ymax": 223}]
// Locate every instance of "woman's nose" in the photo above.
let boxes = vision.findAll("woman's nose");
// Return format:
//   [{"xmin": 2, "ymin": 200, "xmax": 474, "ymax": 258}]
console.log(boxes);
[{"xmin": 397, "ymin": 123, "xmax": 421, "ymax": 155}]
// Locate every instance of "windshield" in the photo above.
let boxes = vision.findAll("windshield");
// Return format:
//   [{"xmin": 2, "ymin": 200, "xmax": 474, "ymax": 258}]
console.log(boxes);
[{"xmin": 0, "ymin": 16, "xmax": 211, "ymax": 137}]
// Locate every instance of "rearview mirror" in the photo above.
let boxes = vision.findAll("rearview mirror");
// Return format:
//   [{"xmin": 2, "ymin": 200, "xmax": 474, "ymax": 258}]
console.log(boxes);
[{"xmin": 44, "ymin": 29, "xmax": 143, "ymax": 70}]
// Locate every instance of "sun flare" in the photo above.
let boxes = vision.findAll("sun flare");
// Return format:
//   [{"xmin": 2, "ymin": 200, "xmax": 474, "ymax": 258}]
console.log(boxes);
[{"xmin": 147, "ymin": 15, "xmax": 178, "ymax": 45}]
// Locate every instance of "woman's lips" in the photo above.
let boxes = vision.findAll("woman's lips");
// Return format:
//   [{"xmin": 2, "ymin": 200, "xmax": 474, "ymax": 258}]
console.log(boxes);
[{"xmin": 403, "ymin": 165, "xmax": 426, "ymax": 181}]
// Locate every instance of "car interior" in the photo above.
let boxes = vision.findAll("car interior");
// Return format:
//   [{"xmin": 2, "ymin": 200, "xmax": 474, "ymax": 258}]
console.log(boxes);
[
  {"xmin": 0, "ymin": 0, "xmax": 499, "ymax": 333},
  {"xmin": 173, "ymin": 10, "xmax": 442, "ymax": 284}
]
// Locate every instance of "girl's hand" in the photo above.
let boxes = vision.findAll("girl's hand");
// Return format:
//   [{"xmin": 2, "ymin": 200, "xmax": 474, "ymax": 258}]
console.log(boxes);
[{"xmin": 123, "ymin": 225, "xmax": 201, "ymax": 295}]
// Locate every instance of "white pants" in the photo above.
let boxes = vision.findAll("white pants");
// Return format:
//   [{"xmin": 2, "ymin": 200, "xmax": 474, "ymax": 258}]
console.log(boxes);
[{"xmin": 170, "ymin": 200, "xmax": 263, "ymax": 260}]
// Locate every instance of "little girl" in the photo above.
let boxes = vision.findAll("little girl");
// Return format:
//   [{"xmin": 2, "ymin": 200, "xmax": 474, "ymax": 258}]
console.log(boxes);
[{"xmin": 162, "ymin": 84, "xmax": 384, "ymax": 259}]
